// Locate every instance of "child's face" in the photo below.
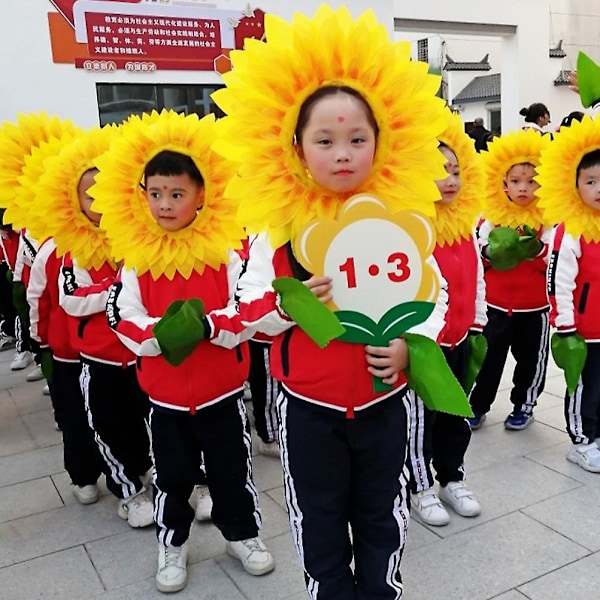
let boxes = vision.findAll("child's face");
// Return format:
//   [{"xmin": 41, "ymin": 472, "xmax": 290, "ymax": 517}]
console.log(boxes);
[
  {"xmin": 295, "ymin": 94, "xmax": 376, "ymax": 194},
  {"xmin": 435, "ymin": 146, "xmax": 461, "ymax": 205},
  {"xmin": 146, "ymin": 173, "xmax": 204, "ymax": 232},
  {"xmin": 504, "ymin": 163, "xmax": 539, "ymax": 207},
  {"xmin": 577, "ymin": 164, "xmax": 600, "ymax": 211},
  {"xmin": 78, "ymin": 169, "xmax": 101, "ymax": 226}
]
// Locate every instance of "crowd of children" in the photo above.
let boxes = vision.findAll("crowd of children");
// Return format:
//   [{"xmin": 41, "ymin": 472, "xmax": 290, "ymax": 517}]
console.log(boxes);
[{"xmin": 2, "ymin": 6, "xmax": 600, "ymax": 600}]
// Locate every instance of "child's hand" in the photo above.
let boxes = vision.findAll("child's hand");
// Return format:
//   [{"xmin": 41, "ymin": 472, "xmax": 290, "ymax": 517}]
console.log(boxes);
[
  {"xmin": 304, "ymin": 276, "xmax": 333, "ymax": 304},
  {"xmin": 365, "ymin": 338, "xmax": 409, "ymax": 385},
  {"xmin": 569, "ymin": 71, "xmax": 579, "ymax": 95}
]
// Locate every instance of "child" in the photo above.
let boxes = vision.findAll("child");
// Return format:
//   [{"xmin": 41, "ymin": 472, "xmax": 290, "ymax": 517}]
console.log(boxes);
[
  {"xmin": 469, "ymin": 129, "xmax": 553, "ymax": 431},
  {"xmin": 93, "ymin": 111, "xmax": 274, "ymax": 594},
  {"xmin": 56, "ymin": 153, "xmax": 154, "ymax": 527},
  {"xmin": 216, "ymin": 7, "xmax": 451, "ymax": 596},
  {"xmin": 408, "ymin": 114, "xmax": 485, "ymax": 526},
  {"xmin": 538, "ymin": 116, "xmax": 600, "ymax": 472}
]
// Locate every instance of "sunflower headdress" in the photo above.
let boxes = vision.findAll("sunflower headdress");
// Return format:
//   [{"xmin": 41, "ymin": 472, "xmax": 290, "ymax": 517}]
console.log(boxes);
[
  {"xmin": 434, "ymin": 110, "xmax": 484, "ymax": 246},
  {"xmin": 31, "ymin": 125, "xmax": 119, "ymax": 270},
  {"xmin": 0, "ymin": 112, "xmax": 79, "ymax": 228},
  {"xmin": 92, "ymin": 110, "xmax": 244, "ymax": 280},
  {"xmin": 537, "ymin": 115, "xmax": 600, "ymax": 242},
  {"xmin": 480, "ymin": 128, "xmax": 551, "ymax": 228},
  {"xmin": 212, "ymin": 4, "xmax": 448, "ymax": 249}
]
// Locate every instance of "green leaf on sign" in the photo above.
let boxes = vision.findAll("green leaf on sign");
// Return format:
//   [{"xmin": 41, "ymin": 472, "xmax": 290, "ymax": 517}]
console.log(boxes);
[
  {"xmin": 378, "ymin": 302, "xmax": 435, "ymax": 341},
  {"xmin": 335, "ymin": 310, "xmax": 379, "ymax": 344}
]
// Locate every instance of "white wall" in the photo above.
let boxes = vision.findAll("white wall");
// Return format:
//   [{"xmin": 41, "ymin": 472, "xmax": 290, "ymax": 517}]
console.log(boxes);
[
  {"xmin": 394, "ymin": 0, "xmax": 553, "ymax": 133},
  {"xmin": 2, "ymin": 1, "xmax": 393, "ymax": 127}
]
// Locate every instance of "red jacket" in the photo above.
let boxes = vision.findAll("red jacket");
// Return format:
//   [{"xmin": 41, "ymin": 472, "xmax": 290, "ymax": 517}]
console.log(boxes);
[
  {"xmin": 478, "ymin": 220, "xmax": 551, "ymax": 313},
  {"xmin": 237, "ymin": 234, "xmax": 448, "ymax": 416},
  {"xmin": 548, "ymin": 225, "xmax": 600, "ymax": 341},
  {"xmin": 434, "ymin": 235, "xmax": 487, "ymax": 347},
  {"xmin": 27, "ymin": 239, "xmax": 78, "ymax": 361},
  {"xmin": 59, "ymin": 254, "xmax": 134, "ymax": 365},
  {"xmin": 0, "ymin": 230, "xmax": 19, "ymax": 272},
  {"xmin": 108, "ymin": 252, "xmax": 250, "ymax": 413}
]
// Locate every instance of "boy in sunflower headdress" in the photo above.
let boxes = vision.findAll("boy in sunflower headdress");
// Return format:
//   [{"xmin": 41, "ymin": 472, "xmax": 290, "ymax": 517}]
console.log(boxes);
[
  {"xmin": 408, "ymin": 111, "xmax": 486, "ymax": 527},
  {"xmin": 469, "ymin": 129, "xmax": 553, "ymax": 432},
  {"xmin": 538, "ymin": 116, "xmax": 600, "ymax": 473},
  {"xmin": 93, "ymin": 110, "xmax": 275, "ymax": 594}
]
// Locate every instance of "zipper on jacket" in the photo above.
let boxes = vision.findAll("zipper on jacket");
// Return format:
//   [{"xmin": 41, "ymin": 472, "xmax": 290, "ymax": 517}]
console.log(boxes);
[{"xmin": 579, "ymin": 282, "xmax": 590, "ymax": 314}]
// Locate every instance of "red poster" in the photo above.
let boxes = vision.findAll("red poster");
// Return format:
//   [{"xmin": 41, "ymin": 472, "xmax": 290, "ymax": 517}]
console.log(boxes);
[{"xmin": 85, "ymin": 12, "xmax": 222, "ymax": 61}]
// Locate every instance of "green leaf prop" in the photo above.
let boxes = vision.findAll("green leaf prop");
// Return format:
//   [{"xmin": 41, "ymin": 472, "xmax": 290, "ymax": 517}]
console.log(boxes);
[
  {"xmin": 577, "ymin": 51, "xmax": 600, "ymax": 108},
  {"xmin": 518, "ymin": 225, "xmax": 543, "ymax": 260},
  {"xmin": 403, "ymin": 332, "xmax": 474, "ymax": 417},
  {"xmin": 551, "ymin": 332, "xmax": 587, "ymax": 396},
  {"xmin": 463, "ymin": 333, "xmax": 487, "ymax": 395},
  {"xmin": 272, "ymin": 277, "xmax": 346, "ymax": 348},
  {"xmin": 487, "ymin": 227, "xmax": 525, "ymax": 271},
  {"xmin": 40, "ymin": 348, "xmax": 54, "ymax": 384},
  {"xmin": 336, "ymin": 302, "xmax": 435, "ymax": 393},
  {"xmin": 153, "ymin": 298, "xmax": 206, "ymax": 366}
]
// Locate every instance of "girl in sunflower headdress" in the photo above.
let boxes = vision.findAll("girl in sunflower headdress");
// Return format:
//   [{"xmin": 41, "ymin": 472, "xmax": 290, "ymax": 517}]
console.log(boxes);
[
  {"xmin": 469, "ymin": 129, "xmax": 553, "ymax": 432},
  {"xmin": 93, "ymin": 110, "xmax": 275, "ymax": 593},
  {"xmin": 218, "ymin": 6, "xmax": 451, "ymax": 598},
  {"xmin": 539, "ymin": 116, "xmax": 600, "ymax": 473},
  {"xmin": 408, "ymin": 111, "xmax": 486, "ymax": 528}
]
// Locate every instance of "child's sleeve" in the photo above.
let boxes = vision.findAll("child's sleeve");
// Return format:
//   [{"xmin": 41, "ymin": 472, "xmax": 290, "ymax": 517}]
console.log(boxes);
[
  {"xmin": 106, "ymin": 266, "xmax": 162, "ymax": 357},
  {"xmin": 203, "ymin": 249, "xmax": 257, "ymax": 349},
  {"xmin": 547, "ymin": 225, "xmax": 580, "ymax": 333},
  {"xmin": 237, "ymin": 233, "xmax": 295, "ymax": 337},
  {"xmin": 472, "ymin": 234, "xmax": 488, "ymax": 331},
  {"xmin": 59, "ymin": 255, "xmax": 113, "ymax": 317},
  {"xmin": 26, "ymin": 239, "xmax": 53, "ymax": 347},
  {"xmin": 404, "ymin": 255, "xmax": 448, "ymax": 341},
  {"xmin": 476, "ymin": 219, "xmax": 493, "ymax": 264}
]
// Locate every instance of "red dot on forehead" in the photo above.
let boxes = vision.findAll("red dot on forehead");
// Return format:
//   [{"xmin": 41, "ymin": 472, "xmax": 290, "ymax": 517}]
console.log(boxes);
[
  {"xmin": 162, "ymin": 185, "xmax": 168, "ymax": 190},
  {"xmin": 337, "ymin": 116, "xmax": 345, "ymax": 123}
]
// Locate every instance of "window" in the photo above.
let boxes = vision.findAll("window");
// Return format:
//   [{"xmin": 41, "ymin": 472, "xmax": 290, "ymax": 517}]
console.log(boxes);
[
  {"xmin": 417, "ymin": 38, "xmax": 429, "ymax": 64},
  {"xmin": 96, "ymin": 83, "xmax": 224, "ymax": 126}
]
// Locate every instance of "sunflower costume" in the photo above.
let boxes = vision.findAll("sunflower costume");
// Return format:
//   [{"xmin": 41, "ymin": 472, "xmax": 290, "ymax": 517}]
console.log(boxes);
[
  {"xmin": 215, "ymin": 7, "xmax": 473, "ymax": 597},
  {"xmin": 470, "ymin": 128, "xmax": 553, "ymax": 429},
  {"xmin": 537, "ymin": 116, "xmax": 600, "ymax": 422}
]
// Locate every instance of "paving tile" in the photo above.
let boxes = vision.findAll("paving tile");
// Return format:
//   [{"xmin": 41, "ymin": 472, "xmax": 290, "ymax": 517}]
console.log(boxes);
[
  {"xmin": 0, "ymin": 546, "xmax": 105, "ymax": 599},
  {"xmin": 216, "ymin": 531, "xmax": 305, "ymax": 600},
  {"xmin": 0, "ymin": 477, "xmax": 64, "ymax": 523},
  {"xmin": 421, "ymin": 455, "xmax": 580, "ymax": 538},
  {"xmin": 95, "ymin": 558, "xmax": 248, "ymax": 600},
  {"xmin": 8, "ymin": 382, "xmax": 50, "ymax": 414},
  {"xmin": 21, "ymin": 408, "xmax": 62, "ymax": 448},
  {"xmin": 491, "ymin": 592, "xmax": 530, "ymax": 599},
  {"xmin": 0, "ymin": 418, "xmax": 35, "ymax": 458},
  {"xmin": 522, "ymin": 484, "xmax": 600, "ymax": 552},
  {"xmin": 0, "ymin": 389, "xmax": 18, "ymax": 421},
  {"xmin": 401, "ymin": 511, "xmax": 588, "ymax": 600},
  {"xmin": 52, "ymin": 470, "xmax": 110, "ymax": 505},
  {"xmin": 533, "ymin": 401, "xmax": 568, "ymax": 433},
  {"xmin": 0, "ymin": 494, "xmax": 129, "ymax": 568},
  {"xmin": 0, "ymin": 444, "xmax": 63, "ymax": 488},
  {"xmin": 252, "ymin": 453, "xmax": 284, "ymax": 492},
  {"xmin": 518, "ymin": 551, "xmax": 600, "ymax": 599}
]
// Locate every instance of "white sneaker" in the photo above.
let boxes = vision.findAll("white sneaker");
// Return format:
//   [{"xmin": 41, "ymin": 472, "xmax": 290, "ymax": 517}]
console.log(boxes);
[
  {"xmin": 156, "ymin": 542, "xmax": 188, "ymax": 593},
  {"xmin": 73, "ymin": 483, "xmax": 99, "ymax": 505},
  {"xmin": 225, "ymin": 536, "xmax": 275, "ymax": 576},
  {"xmin": 411, "ymin": 488, "xmax": 450, "ymax": 526},
  {"xmin": 10, "ymin": 350, "xmax": 33, "ymax": 371},
  {"xmin": 195, "ymin": 484, "xmax": 213, "ymax": 521},
  {"xmin": 439, "ymin": 481, "xmax": 481, "ymax": 517},
  {"xmin": 0, "ymin": 332, "xmax": 15, "ymax": 351},
  {"xmin": 117, "ymin": 489, "xmax": 154, "ymax": 527},
  {"xmin": 43, "ymin": 384, "xmax": 50, "ymax": 396},
  {"xmin": 257, "ymin": 439, "xmax": 280, "ymax": 458},
  {"xmin": 26, "ymin": 364, "xmax": 44, "ymax": 382},
  {"xmin": 243, "ymin": 380, "xmax": 252, "ymax": 400},
  {"xmin": 567, "ymin": 442, "xmax": 600, "ymax": 473}
]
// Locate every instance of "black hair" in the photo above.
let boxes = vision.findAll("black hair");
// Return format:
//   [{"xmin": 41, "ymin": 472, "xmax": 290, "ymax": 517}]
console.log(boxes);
[
  {"xmin": 294, "ymin": 85, "xmax": 379, "ymax": 146},
  {"xmin": 577, "ymin": 149, "xmax": 600, "ymax": 181},
  {"xmin": 519, "ymin": 103, "xmax": 550, "ymax": 124},
  {"xmin": 560, "ymin": 111, "xmax": 585, "ymax": 129},
  {"xmin": 143, "ymin": 150, "xmax": 204, "ymax": 187}
]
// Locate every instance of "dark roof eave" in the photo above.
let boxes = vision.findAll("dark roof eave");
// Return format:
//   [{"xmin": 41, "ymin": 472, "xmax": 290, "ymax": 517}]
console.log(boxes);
[{"xmin": 453, "ymin": 95, "xmax": 501, "ymax": 104}]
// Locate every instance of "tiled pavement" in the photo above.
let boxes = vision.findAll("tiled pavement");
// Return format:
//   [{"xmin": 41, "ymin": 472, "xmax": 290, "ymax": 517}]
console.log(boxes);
[{"xmin": 0, "ymin": 349, "xmax": 598, "ymax": 600}]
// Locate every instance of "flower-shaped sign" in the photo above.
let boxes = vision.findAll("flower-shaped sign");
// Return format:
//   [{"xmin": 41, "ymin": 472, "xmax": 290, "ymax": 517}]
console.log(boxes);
[{"xmin": 292, "ymin": 194, "xmax": 440, "ymax": 346}]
